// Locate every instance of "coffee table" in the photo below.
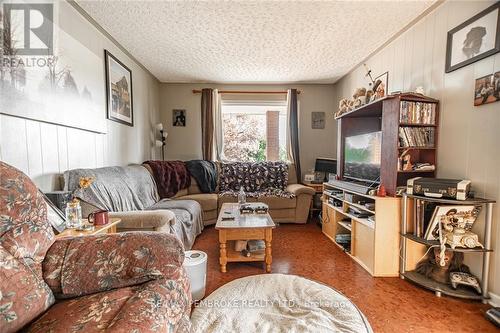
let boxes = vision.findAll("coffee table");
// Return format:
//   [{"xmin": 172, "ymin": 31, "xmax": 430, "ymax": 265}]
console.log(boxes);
[{"xmin": 216, "ymin": 203, "xmax": 275, "ymax": 273}]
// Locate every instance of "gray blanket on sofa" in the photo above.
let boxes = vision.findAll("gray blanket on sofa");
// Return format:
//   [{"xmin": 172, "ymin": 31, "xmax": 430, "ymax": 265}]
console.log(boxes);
[
  {"xmin": 148, "ymin": 199, "xmax": 203, "ymax": 250},
  {"xmin": 64, "ymin": 164, "xmax": 203, "ymax": 249}
]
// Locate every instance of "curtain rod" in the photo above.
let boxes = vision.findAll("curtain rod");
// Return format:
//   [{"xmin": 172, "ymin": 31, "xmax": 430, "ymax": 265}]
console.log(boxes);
[{"xmin": 192, "ymin": 89, "xmax": 301, "ymax": 94}]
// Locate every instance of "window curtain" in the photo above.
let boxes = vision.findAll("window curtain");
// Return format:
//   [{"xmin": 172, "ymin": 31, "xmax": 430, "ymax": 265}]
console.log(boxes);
[
  {"xmin": 201, "ymin": 88, "xmax": 222, "ymax": 160},
  {"xmin": 287, "ymin": 89, "xmax": 301, "ymax": 179}
]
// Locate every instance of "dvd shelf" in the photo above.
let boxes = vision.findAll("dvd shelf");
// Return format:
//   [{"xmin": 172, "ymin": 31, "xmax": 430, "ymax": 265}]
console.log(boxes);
[
  {"xmin": 398, "ymin": 127, "xmax": 436, "ymax": 148},
  {"xmin": 399, "ymin": 101, "xmax": 437, "ymax": 125}
]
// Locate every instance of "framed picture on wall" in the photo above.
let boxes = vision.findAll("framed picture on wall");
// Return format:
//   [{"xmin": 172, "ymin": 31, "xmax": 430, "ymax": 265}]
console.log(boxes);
[
  {"xmin": 445, "ymin": 2, "xmax": 500, "ymax": 73},
  {"xmin": 105, "ymin": 50, "xmax": 134, "ymax": 126},
  {"xmin": 173, "ymin": 109, "xmax": 186, "ymax": 127}
]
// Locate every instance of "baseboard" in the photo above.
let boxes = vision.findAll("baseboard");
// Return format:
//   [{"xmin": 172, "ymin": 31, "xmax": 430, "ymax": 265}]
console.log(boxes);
[{"xmin": 489, "ymin": 292, "xmax": 500, "ymax": 307}]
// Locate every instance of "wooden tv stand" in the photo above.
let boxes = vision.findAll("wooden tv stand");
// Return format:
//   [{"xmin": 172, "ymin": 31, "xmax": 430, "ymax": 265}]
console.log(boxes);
[{"xmin": 322, "ymin": 182, "xmax": 400, "ymax": 277}]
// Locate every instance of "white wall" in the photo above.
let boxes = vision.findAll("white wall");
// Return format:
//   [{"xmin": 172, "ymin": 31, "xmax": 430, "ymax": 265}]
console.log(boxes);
[
  {"xmin": 334, "ymin": 0, "xmax": 500, "ymax": 303},
  {"xmin": 159, "ymin": 83, "xmax": 338, "ymax": 178},
  {"xmin": 0, "ymin": 1, "xmax": 161, "ymax": 191}
]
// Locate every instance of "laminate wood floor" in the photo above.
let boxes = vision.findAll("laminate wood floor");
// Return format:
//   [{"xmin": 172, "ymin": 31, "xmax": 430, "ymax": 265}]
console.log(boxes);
[{"xmin": 192, "ymin": 217, "xmax": 496, "ymax": 333}]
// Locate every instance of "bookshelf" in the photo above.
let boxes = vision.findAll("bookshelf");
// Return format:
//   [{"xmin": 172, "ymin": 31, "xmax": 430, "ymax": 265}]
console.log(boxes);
[
  {"xmin": 336, "ymin": 93, "xmax": 439, "ymax": 196},
  {"xmin": 400, "ymin": 193, "xmax": 495, "ymax": 302}
]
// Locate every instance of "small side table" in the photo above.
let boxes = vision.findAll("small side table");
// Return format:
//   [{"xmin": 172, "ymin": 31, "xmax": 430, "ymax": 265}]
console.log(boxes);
[
  {"xmin": 303, "ymin": 182, "xmax": 324, "ymax": 218},
  {"xmin": 56, "ymin": 218, "xmax": 122, "ymax": 239}
]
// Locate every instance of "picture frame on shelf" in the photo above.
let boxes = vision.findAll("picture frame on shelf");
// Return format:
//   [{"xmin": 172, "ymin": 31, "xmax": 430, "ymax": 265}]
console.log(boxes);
[
  {"xmin": 40, "ymin": 191, "xmax": 67, "ymax": 234},
  {"xmin": 105, "ymin": 50, "xmax": 134, "ymax": 126},
  {"xmin": 424, "ymin": 205, "xmax": 481, "ymax": 241},
  {"xmin": 374, "ymin": 71, "xmax": 388, "ymax": 99},
  {"xmin": 445, "ymin": 2, "xmax": 500, "ymax": 73}
]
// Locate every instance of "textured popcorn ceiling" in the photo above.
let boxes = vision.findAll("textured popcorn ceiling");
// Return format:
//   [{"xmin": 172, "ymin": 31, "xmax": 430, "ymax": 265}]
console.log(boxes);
[{"xmin": 77, "ymin": 0, "xmax": 435, "ymax": 83}]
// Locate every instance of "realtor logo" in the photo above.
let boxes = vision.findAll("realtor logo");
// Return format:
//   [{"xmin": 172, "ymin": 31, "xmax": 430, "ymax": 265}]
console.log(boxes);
[{"xmin": 2, "ymin": 3, "xmax": 53, "ymax": 55}]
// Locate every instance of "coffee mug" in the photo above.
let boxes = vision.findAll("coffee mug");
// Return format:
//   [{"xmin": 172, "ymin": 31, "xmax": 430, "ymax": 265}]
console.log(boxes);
[{"xmin": 88, "ymin": 210, "xmax": 109, "ymax": 226}]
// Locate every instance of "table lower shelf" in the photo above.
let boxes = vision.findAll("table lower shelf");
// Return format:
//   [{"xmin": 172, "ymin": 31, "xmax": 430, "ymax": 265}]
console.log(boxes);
[
  {"xmin": 401, "ymin": 271, "xmax": 485, "ymax": 300},
  {"xmin": 226, "ymin": 246, "xmax": 265, "ymax": 262}
]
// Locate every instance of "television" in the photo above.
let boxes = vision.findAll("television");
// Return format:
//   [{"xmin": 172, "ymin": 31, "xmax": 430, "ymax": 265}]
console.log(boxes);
[
  {"xmin": 344, "ymin": 132, "xmax": 382, "ymax": 183},
  {"xmin": 314, "ymin": 158, "xmax": 337, "ymax": 182}
]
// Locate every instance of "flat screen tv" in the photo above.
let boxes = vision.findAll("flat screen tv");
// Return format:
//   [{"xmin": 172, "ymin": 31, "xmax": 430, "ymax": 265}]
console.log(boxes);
[{"xmin": 344, "ymin": 131, "xmax": 382, "ymax": 183}]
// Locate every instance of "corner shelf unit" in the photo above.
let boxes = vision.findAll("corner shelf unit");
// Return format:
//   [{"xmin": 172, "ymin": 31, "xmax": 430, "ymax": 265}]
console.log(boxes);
[
  {"xmin": 336, "ymin": 93, "xmax": 439, "ymax": 196},
  {"xmin": 322, "ymin": 182, "xmax": 401, "ymax": 277},
  {"xmin": 400, "ymin": 193, "xmax": 496, "ymax": 303}
]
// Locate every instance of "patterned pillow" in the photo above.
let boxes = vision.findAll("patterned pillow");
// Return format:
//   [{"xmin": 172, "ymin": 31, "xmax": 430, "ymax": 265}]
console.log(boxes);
[{"xmin": 219, "ymin": 161, "xmax": 289, "ymax": 193}]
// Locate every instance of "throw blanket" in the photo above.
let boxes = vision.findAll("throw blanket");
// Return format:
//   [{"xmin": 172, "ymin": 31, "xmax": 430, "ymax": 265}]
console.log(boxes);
[
  {"xmin": 143, "ymin": 160, "xmax": 191, "ymax": 198},
  {"xmin": 64, "ymin": 165, "xmax": 159, "ymax": 211},
  {"xmin": 148, "ymin": 199, "xmax": 204, "ymax": 250},
  {"xmin": 186, "ymin": 160, "xmax": 218, "ymax": 193},
  {"xmin": 219, "ymin": 161, "xmax": 294, "ymax": 198}
]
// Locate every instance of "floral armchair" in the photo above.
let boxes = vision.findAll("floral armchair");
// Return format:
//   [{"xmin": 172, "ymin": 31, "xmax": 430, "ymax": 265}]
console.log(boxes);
[{"xmin": 0, "ymin": 161, "xmax": 191, "ymax": 333}]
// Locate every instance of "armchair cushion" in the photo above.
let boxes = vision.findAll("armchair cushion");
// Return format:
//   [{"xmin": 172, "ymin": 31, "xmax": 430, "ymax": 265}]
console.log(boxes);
[
  {"xmin": 108, "ymin": 210, "xmax": 176, "ymax": 230},
  {"xmin": 286, "ymin": 184, "xmax": 316, "ymax": 196},
  {"xmin": 27, "ymin": 272, "xmax": 191, "ymax": 333},
  {"xmin": 43, "ymin": 232, "xmax": 185, "ymax": 298},
  {"xmin": 0, "ymin": 161, "xmax": 56, "ymax": 333}
]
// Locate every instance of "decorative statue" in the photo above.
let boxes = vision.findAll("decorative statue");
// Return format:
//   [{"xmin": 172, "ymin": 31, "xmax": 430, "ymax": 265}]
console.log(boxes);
[
  {"xmin": 440, "ymin": 208, "xmax": 484, "ymax": 249},
  {"xmin": 416, "ymin": 248, "xmax": 470, "ymax": 285}
]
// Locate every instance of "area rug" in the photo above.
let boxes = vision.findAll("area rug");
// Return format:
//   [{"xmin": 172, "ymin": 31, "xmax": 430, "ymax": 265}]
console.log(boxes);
[{"xmin": 190, "ymin": 274, "xmax": 372, "ymax": 333}]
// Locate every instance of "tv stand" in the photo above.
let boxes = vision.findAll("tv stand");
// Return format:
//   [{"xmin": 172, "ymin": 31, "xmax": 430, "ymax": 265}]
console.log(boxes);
[{"xmin": 327, "ymin": 179, "xmax": 374, "ymax": 195}]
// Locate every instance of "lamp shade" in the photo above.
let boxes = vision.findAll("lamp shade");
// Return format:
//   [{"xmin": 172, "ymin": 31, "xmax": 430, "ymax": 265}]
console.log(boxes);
[
  {"xmin": 156, "ymin": 123, "xmax": 163, "ymax": 131},
  {"xmin": 155, "ymin": 139, "xmax": 164, "ymax": 148}
]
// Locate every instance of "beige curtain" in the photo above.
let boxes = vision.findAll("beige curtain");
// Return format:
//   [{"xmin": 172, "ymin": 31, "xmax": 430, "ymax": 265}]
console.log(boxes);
[{"xmin": 213, "ymin": 89, "xmax": 224, "ymax": 161}]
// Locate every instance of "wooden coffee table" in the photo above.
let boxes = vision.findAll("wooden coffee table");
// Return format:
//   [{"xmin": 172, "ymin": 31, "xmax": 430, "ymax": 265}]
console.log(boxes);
[{"xmin": 216, "ymin": 203, "xmax": 275, "ymax": 273}]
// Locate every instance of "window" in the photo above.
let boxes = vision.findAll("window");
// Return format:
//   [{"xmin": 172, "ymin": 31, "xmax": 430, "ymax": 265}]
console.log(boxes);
[{"xmin": 221, "ymin": 100, "xmax": 287, "ymax": 162}]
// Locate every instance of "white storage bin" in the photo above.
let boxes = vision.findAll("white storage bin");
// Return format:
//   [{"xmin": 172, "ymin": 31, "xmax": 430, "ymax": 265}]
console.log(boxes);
[{"xmin": 183, "ymin": 250, "xmax": 208, "ymax": 301}]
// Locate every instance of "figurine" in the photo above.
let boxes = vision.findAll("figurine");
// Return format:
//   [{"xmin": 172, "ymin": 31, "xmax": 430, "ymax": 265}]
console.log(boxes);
[
  {"xmin": 416, "ymin": 248, "xmax": 470, "ymax": 285},
  {"xmin": 440, "ymin": 208, "xmax": 484, "ymax": 249}
]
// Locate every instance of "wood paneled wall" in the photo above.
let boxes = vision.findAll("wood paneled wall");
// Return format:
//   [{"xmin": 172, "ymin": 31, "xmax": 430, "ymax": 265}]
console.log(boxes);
[
  {"xmin": 334, "ymin": 0, "xmax": 500, "ymax": 304},
  {"xmin": 0, "ymin": 1, "xmax": 161, "ymax": 192}
]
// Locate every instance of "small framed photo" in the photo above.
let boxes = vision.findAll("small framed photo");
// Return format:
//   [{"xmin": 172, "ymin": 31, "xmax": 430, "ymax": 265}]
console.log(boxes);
[
  {"xmin": 173, "ymin": 109, "xmax": 186, "ymax": 127},
  {"xmin": 105, "ymin": 50, "xmax": 134, "ymax": 126},
  {"xmin": 445, "ymin": 2, "xmax": 500, "ymax": 73},
  {"xmin": 474, "ymin": 73, "xmax": 499, "ymax": 106},
  {"xmin": 311, "ymin": 112, "xmax": 325, "ymax": 129}
]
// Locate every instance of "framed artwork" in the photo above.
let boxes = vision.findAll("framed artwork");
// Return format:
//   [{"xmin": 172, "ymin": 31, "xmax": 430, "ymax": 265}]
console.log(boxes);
[
  {"xmin": 105, "ymin": 50, "xmax": 134, "ymax": 126},
  {"xmin": 474, "ymin": 73, "xmax": 500, "ymax": 106},
  {"xmin": 40, "ymin": 191, "xmax": 67, "ymax": 234},
  {"xmin": 311, "ymin": 112, "xmax": 325, "ymax": 129},
  {"xmin": 424, "ymin": 205, "xmax": 481, "ymax": 240},
  {"xmin": 374, "ymin": 72, "xmax": 388, "ymax": 99},
  {"xmin": 173, "ymin": 109, "xmax": 186, "ymax": 127},
  {"xmin": 445, "ymin": 2, "xmax": 500, "ymax": 73}
]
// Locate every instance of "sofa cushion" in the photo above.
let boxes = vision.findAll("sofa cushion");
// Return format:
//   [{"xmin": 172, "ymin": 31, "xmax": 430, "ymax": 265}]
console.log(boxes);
[
  {"xmin": 219, "ymin": 161, "xmax": 289, "ymax": 193},
  {"xmin": 177, "ymin": 193, "xmax": 218, "ymax": 212}
]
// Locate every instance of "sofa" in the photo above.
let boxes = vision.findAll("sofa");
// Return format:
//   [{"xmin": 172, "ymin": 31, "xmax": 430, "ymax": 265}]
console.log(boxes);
[
  {"xmin": 168, "ymin": 162, "xmax": 315, "ymax": 225},
  {"xmin": 64, "ymin": 161, "xmax": 314, "ymax": 249},
  {"xmin": 0, "ymin": 161, "xmax": 191, "ymax": 333},
  {"xmin": 64, "ymin": 165, "xmax": 204, "ymax": 250}
]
